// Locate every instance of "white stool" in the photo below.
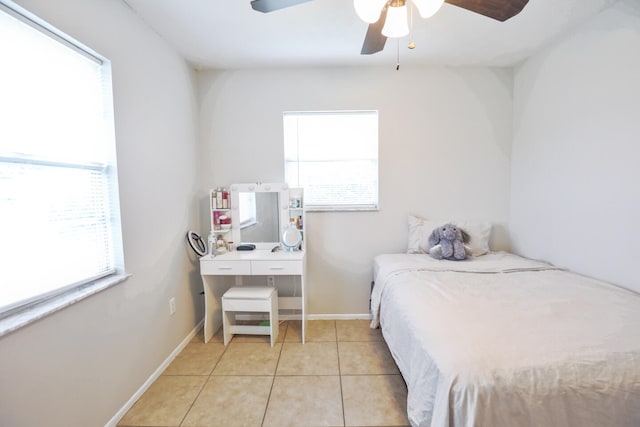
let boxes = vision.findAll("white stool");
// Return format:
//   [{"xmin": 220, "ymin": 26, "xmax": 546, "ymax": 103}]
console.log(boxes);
[{"xmin": 221, "ymin": 286, "xmax": 278, "ymax": 347}]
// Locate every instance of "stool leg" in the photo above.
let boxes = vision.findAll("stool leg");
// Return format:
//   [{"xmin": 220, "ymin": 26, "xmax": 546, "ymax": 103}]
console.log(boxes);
[
  {"xmin": 222, "ymin": 309, "xmax": 232, "ymax": 346},
  {"xmin": 270, "ymin": 295, "xmax": 278, "ymax": 347}
]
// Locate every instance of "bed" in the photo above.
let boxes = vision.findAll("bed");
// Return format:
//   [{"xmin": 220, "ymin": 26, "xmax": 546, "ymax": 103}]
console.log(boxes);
[{"xmin": 370, "ymin": 251, "xmax": 640, "ymax": 427}]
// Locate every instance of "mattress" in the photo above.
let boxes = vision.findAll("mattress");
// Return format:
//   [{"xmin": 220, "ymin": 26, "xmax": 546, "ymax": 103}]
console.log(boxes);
[{"xmin": 371, "ymin": 252, "xmax": 640, "ymax": 427}]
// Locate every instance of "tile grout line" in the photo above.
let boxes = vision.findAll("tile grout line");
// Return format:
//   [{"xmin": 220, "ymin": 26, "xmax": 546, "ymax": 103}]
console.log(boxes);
[
  {"xmin": 260, "ymin": 321, "xmax": 288, "ymax": 427},
  {"xmin": 335, "ymin": 321, "xmax": 347, "ymax": 427}
]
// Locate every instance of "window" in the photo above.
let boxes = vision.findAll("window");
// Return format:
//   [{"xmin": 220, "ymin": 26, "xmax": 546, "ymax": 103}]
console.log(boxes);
[
  {"xmin": 284, "ymin": 110, "xmax": 378, "ymax": 211},
  {"xmin": 0, "ymin": 1, "xmax": 124, "ymax": 319}
]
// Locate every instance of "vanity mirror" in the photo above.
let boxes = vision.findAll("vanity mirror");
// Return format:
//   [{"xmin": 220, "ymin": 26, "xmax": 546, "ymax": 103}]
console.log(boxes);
[
  {"xmin": 238, "ymin": 191, "xmax": 279, "ymax": 242},
  {"xmin": 230, "ymin": 183, "xmax": 291, "ymax": 249}
]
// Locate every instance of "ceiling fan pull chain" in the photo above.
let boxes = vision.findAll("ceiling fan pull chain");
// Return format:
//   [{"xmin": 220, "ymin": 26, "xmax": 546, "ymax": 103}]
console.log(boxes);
[
  {"xmin": 408, "ymin": 2, "xmax": 416, "ymax": 50},
  {"xmin": 396, "ymin": 37, "xmax": 400, "ymax": 70}
]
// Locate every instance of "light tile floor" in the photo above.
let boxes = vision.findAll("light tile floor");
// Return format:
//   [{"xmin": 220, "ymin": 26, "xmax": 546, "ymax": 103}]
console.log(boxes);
[{"xmin": 118, "ymin": 320, "xmax": 410, "ymax": 427}]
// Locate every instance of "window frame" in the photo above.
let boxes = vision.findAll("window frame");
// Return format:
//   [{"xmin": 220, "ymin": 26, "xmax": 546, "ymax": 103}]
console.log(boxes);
[
  {"xmin": 0, "ymin": 0, "xmax": 128, "ymax": 336},
  {"xmin": 283, "ymin": 110, "xmax": 379, "ymax": 212}
]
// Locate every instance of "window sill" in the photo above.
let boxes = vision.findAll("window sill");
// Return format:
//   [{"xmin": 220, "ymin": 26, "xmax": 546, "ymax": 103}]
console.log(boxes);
[
  {"xmin": 0, "ymin": 273, "xmax": 131, "ymax": 338},
  {"xmin": 305, "ymin": 206, "xmax": 380, "ymax": 212}
]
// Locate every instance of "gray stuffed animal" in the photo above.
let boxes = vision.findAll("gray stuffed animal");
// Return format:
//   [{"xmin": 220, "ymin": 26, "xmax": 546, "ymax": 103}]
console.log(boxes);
[{"xmin": 428, "ymin": 223, "xmax": 471, "ymax": 260}]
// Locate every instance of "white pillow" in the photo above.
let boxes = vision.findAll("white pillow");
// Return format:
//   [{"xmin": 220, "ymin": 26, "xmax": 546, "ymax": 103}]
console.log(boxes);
[{"xmin": 407, "ymin": 215, "xmax": 492, "ymax": 257}]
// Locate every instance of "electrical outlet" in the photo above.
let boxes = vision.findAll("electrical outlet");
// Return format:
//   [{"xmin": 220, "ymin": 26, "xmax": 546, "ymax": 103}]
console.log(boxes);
[
  {"xmin": 169, "ymin": 297, "xmax": 176, "ymax": 315},
  {"xmin": 267, "ymin": 276, "xmax": 275, "ymax": 287}
]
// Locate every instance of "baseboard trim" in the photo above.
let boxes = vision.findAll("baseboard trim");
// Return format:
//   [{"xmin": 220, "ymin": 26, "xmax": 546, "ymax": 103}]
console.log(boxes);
[
  {"xmin": 105, "ymin": 318, "xmax": 204, "ymax": 427},
  {"xmin": 307, "ymin": 313, "xmax": 372, "ymax": 320},
  {"xmin": 234, "ymin": 313, "xmax": 372, "ymax": 321}
]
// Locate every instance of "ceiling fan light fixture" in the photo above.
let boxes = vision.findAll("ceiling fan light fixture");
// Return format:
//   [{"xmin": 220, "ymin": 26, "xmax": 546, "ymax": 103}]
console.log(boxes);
[
  {"xmin": 411, "ymin": 0, "xmax": 444, "ymax": 19},
  {"xmin": 354, "ymin": 0, "xmax": 388, "ymax": 23},
  {"xmin": 381, "ymin": 2, "xmax": 409, "ymax": 38}
]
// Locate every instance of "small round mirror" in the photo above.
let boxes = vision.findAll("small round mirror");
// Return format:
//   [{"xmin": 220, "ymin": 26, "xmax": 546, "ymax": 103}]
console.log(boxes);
[{"xmin": 281, "ymin": 226, "xmax": 302, "ymax": 251}]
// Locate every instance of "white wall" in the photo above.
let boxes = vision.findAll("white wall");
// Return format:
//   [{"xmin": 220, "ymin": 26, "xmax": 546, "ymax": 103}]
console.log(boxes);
[
  {"xmin": 198, "ymin": 66, "xmax": 513, "ymax": 315},
  {"xmin": 510, "ymin": 0, "xmax": 640, "ymax": 292},
  {"xmin": 0, "ymin": 1, "xmax": 202, "ymax": 426}
]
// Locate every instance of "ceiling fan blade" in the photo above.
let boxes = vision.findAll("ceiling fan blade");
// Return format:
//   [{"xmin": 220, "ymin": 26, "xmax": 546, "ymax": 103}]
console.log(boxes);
[
  {"xmin": 360, "ymin": 5, "xmax": 388, "ymax": 55},
  {"xmin": 250, "ymin": 0, "xmax": 313, "ymax": 13},
  {"xmin": 444, "ymin": 0, "xmax": 529, "ymax": 22}
]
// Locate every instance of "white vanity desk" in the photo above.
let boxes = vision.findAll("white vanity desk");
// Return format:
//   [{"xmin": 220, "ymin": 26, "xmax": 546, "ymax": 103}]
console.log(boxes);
[{"xmin": 200, "ymin": 248, "xmax": 307, "ymax": 344}]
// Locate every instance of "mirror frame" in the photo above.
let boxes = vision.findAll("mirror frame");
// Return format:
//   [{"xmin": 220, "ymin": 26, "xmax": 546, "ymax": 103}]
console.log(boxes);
[{"xmin": 229, "ymin": 182, "xmax": 290, "ymax": 249}]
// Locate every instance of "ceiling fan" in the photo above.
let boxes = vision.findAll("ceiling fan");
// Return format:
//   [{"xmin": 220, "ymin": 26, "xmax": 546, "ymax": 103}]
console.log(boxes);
[{"xmin": 250, "ymin": 0, "xmax": 529, "ymax": 55}]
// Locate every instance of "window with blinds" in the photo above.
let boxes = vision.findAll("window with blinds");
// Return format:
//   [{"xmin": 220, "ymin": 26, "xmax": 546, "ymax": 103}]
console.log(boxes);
[
  {"xmin": 283, "ymin": 111, "xmax": 379, "ymax": 211},
  {"xmin": 0, "ymin": 1, "xmax": 123, "ymax": 315}
]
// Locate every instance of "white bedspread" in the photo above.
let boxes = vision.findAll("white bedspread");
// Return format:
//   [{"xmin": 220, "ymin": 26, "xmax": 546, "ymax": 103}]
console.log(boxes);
[{"xmin": 371, "ymin": 252, "xmax": 640, "ymax": 427}]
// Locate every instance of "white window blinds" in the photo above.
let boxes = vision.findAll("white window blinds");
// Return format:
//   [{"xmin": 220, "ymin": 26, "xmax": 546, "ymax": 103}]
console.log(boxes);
[
  {"xmin": 284, "ymin": 111, "xmax": 379, "ymax": 211},
  {"xmin": 0, "ymin": 2, "xmax": 122, "ymax": 313}
]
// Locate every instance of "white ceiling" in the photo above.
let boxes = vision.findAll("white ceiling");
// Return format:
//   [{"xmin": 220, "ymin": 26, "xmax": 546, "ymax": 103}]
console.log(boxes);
[{"xmin": 122, "ymin": 0, "xmax": 617, "ymax": 69}]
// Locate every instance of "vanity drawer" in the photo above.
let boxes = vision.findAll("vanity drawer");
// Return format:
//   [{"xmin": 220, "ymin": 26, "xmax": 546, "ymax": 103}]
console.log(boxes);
[
  {"xmin": 251, "ymin": 260, "xmax": 303, "ymax": 275},
  {"xmin": 200, "ymin": 260, "xmax": 251, "ymax": 275}
]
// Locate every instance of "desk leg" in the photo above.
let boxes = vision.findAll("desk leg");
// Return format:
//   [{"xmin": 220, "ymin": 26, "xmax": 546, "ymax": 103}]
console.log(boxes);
[
  {"xmin": 201, "ymin": 275, "xmax": 228, "ymax": 343},
  {"xmin": 301, "ymin": 272, "xmax": 306, "ymax": 344}
]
